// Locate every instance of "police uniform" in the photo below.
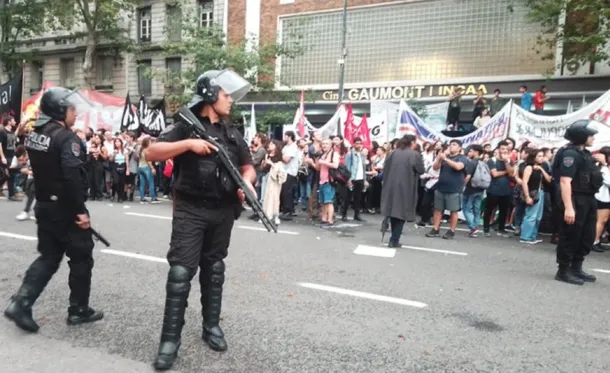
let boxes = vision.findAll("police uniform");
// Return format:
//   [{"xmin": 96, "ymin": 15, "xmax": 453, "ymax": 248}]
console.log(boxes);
[
  {"xmin": 552, "ymin": 120, "xmax": 602, "ymax": 285},
  {"xmin": 4, "ymin": 87, "xmax": 103, "ymax": 333},
  {"xmin": 154, "ymin": 70, "xmax": 253, "ymax": 371}
]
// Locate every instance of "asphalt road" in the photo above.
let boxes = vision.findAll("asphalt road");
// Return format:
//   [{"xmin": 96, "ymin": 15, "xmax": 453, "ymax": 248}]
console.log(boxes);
[{"xmin": 0, "ymin": 199, "xmax": 609, "ymax": 373}]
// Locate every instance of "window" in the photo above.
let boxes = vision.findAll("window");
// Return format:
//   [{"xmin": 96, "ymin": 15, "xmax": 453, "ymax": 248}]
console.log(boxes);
[
  {"xmin": 199, "ymin": 0, "xmax": 213, "ymax": 28},
  {"xmin": 60, "ymin": 58, "xmax": 75, "ymax": 88},
  {"xmin": 138, "ymin": 7, "xmax": 152, "ymax": 42},
  {"xmin": 137, "ymin": 60, "xmax": 152, "ymax": 96},
  {"xmin": 30, "ymin": 61, "xmax": 44, "ymax": 93},
  {"xmin": 165, "ymin": 57, "xmax": 183, "ymax": 94},
  {"xmin": 96, "ymin": 56, "xmax": 114, "ymax": 88},
  {"xmin": 166, "ymin": 5, "xmax": 182, "ymax": 42}
]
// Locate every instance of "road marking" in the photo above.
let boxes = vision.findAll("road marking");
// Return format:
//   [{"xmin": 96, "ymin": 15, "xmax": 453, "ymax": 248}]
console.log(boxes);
[
  {"xmin": 125, "ymin": 212, "xmax": 172, "ymax": 220},
  {"xmin": 0, "ymin": 231, "xmax": 37, "ymax": 241},
  {"xmin": 100, "ymin": 249, "xmax": 167, "ymax": 263},
  {"xmin": 298, "ymin": 282, "xmax": 427, "ymax": 308},
  {"xmin": 353, "ymin": 244, "xmax": 396, "ymax": 258},
  {"xmin": 566, "ymin": 329, "xmax": 610, "ymax": 341},
  {"xmin": 237, "ymin": 225, "xmax": 299, "ymax": 235},
  {"xmin": 401, "ymin": 245, "xmax": 468, "ymax": 256},
  {"xmin": 592, "ymin": 269, "xmax": 610, "ymax": 274}
]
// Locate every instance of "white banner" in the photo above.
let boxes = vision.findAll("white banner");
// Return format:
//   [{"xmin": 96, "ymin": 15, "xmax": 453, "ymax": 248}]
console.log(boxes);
[
  {"xmin": 368, "ymin": 111, "xmax": 389, "ymax": 145},
  {"xmin": 370, "ymin": 101, "xmax": 399, "ymax": 140},
  {"xmin": 424, "ymin": 101, "xmax": 449, "ymax": 132},
  {"xmin": 509, "ymin": 90, "xmax": 610, "ymax": 149}
]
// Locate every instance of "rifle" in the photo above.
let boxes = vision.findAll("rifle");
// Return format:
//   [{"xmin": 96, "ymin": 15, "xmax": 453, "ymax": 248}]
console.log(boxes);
[
  {"xmin": 91, "ymin": 228, "xmax": 111, "ymax": 247},
  {"xmin": 176, "ymin": 106, "xmax": 278, "ymax": 233}
]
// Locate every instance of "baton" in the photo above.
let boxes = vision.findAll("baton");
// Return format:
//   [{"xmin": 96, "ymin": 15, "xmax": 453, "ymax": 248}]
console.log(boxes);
[{"xmin": 91, "ymin": 228, "xmax": 111, "ymax": 247}]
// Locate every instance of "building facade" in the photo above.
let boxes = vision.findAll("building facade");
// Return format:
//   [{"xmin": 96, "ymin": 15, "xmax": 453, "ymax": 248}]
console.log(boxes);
[
  {"xmin": 10, "ymin": 0, "xmax": 228, "ymax": 104},
  {"xmin": 227, "ymin": 0, "xmax": 610, "ymax": 123}
]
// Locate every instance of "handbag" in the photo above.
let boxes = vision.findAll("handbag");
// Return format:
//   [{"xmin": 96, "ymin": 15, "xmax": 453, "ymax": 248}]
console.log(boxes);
[{"xmin": 520, "ymin": 188, "xmax": 539, "ymax": 204}]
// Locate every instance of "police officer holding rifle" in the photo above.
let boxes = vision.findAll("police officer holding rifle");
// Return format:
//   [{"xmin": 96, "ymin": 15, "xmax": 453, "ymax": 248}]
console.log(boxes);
[
  {"xmin": 4, "ymin": 87, "xmax": 104, "ymax": 332},
  {"xmin": 146, "ymin": 70, "xmax": 271, "ymax": 370}
]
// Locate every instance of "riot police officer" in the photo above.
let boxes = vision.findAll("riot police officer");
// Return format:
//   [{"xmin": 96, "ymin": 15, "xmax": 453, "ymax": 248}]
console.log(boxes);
[
  {"xmin": 4, "ymin": 87, "xmax": 103, "ymax": 332},
  {"xmin": 146, "ymin": 70, "xmax": 255, "ymax": 371},
  {"xmin": 553, "ymin": 119, "xmax": 603, "ymax": 285}
]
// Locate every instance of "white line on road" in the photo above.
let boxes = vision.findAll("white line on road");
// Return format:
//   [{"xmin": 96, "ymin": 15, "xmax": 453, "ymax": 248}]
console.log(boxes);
[
  {"xmin": 0, "ymin": 231, "xmax": 37, "ymax": 241},
  {"xmin": 125, "ymin": 212, "xmax": 172, "ymax": 220},
  {"xmin": 592, "ymin": 269, "xmax": 610, "ymax": 274},
  {"xmin": 401, "ymin": 245, "xmax": 468, "ymax": 256},
  {"xmin": 125, "ymin": 212, "xmax": 298, "ymax": 235},
  {"xmin": 237, "ymin": 225, "xmax": 299, "ymax": 235},
  {"xmin": 353, "ymin": 245, "xmax": 396, "ymax": 258},
  {"xmin": 100, "ymin": 249, "xmax": 168, "ymax": 263},
  {"xmin": 298, "ymin": 283, "xmax": 427, "ymax": 308}
]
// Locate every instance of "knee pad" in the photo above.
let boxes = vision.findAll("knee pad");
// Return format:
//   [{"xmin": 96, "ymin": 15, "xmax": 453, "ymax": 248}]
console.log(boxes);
[
  {"xmin": 205, "ymin": 261, "xmax": 225, "ymax": 286},
  {"xmin": 167, "ymin": 265, "xmax": 193, "ymax": 295}
]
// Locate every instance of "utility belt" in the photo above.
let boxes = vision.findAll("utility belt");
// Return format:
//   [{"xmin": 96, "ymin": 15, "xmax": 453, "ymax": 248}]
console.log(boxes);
[{"xmin": 174, "ymin": 190, "xmax": 235, "ymax": 209}]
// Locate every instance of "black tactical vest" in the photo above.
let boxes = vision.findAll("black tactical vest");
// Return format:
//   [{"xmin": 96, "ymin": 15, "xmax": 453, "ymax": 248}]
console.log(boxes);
[
  {"xmin": 552, "ymin": 145, "xmax": 603, "ymax": 195},
  {"xmin": 173, "ymin": 119, "xmax": 241, "ymax": 203},
  {"xmin": 25, "ymin": 121, "xmax": 82, "ymax": 202}
]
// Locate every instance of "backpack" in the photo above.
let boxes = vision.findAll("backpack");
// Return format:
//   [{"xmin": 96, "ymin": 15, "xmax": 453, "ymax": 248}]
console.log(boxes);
[
  {"xmin": 470, "ymin": 159, "xmax": 491, "ymax": 189},
  {"xmin": 328, "ymin": 151, "xmax": 351, "ymax": 185}
]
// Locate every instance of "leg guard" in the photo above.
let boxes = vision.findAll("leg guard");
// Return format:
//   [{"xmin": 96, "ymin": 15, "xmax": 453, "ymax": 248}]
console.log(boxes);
[
  {"xmin": 154, "ymin": 265, "xmax": 193, "ymax": 371},
  {"xmin": 200, "ymin": 260, "xmax": 227, "ymax": 351}
]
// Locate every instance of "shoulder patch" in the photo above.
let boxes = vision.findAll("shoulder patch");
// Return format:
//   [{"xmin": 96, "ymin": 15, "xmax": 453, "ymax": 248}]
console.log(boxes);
[
  {"xmin": 71, "ymin": 142, "xmax": 81, "ymax": 157},
  {"xmin": 563, "ymin": 156, "xmax": 574, "ymax": 167}
]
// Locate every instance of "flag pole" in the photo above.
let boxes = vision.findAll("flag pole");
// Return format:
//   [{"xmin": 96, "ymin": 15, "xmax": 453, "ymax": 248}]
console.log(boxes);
[{"xmin": 336, "ymin": 0, "xmax": 348, "ymax": 136}]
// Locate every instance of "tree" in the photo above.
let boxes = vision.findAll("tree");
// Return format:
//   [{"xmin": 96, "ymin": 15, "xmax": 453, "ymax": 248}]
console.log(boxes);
[
  {"xmin": 0, "ymin": 0, "xmax": 48, "ymax": 76},
  {"xmin": 48, "ymin": 0, "xmax": 139, "ymax": 88},
  {"xmin": 506, "ymin": 0, "xmax": 610, "ymax": 73},
  {"xmin": 160, "ymin": 1, "xmax": 304, "ymax": 117}
]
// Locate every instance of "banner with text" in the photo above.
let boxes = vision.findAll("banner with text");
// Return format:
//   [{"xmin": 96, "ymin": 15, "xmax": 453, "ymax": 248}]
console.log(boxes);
[
  {"xmin": 370, "ymin": 100, "xmax": 399, "ymax": 140},
  {"xmin": 0, "ymin": 72, "xmax": 23, "ymax": 124},
  {"xmin": 396, "ymin": 99, "xmax": 510, "ymax": 148},
  {"xmin": 509, "ymin": 89, "xmax": 610, "ymax": 149}
]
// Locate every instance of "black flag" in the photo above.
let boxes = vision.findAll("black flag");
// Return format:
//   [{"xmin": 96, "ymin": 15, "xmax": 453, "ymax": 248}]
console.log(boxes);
[
  {"xmin": 120, "ymin": 92, "xmax": 140, "ymax": 134},
  {"xmin": 0, "ymin": 71, "xmax": 23, "ymax": 124}
]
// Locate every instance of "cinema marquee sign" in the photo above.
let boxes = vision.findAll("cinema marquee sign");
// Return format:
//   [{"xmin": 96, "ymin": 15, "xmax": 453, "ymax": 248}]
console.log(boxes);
[{"xmin": 321, "ymin": 84, "xmax": 488, "ymax": 101}]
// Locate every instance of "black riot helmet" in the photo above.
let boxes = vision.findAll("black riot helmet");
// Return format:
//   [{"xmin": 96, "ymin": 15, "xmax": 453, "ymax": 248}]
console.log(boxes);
[
  {"xmin": 35, "ymin": 87, "xmax": 89, "ymax": 127},
  {"xmin": 564, "ymin": 119, "xmax": 598, "ymax": 145},
  {"xmin": 187, "ymin": 69, "xmax": 252, "ymax": 111}
]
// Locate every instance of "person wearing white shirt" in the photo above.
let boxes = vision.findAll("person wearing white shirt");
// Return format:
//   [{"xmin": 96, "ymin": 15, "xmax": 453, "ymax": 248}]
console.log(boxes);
[
  {"xmin": 592, "ymin": 148, "xmax": 610, "ymax": 252},
  {"xmin": 280, "ymin": 131, "xmax": 299, "ymax": 220}
]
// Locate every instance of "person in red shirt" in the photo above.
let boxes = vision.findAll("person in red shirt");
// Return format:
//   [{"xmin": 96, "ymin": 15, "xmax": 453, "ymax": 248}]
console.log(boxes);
[{"xmin": 534, "ymin": 86, "xmax": 549, "ymax": 115}]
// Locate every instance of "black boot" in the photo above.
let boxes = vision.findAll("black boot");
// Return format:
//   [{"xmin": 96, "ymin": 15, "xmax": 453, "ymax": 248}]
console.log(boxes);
[
  {"xmin": 200, "ymin": 260, "xmax": 228, "ymax": 352},
  {"xmin": 4, "ymin": 257, "xmax": 58, "ymax": 333},
  {"xmin": 154, "ymin": 266, "xmax": 192, "ymax": 371},
  {"xmin": 65, "ymin": 259, "xmax": 103, "ymax": 325},
  {"xmin": 555, "ymin": 266, "xmax": 584, "ymax": 286},
  {"xmin": 571, "ymin": 261, "xmax": 596, "ymax": 283}
]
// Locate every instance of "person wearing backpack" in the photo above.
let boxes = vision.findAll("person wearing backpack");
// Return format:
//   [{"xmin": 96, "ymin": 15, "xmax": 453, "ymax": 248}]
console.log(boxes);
[{"xmin": 462, "ymin": 145, "xmax": 488, "ymax": 237}]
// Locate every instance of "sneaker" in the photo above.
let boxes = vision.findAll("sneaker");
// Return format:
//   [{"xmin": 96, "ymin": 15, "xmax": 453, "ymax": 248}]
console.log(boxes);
[
  {"xmin": 150, "ymin": 199, "xmax": 161, "ymax": 204},
  {"xmin": 505, "ymin": 225, "xmax": 516, "ymax": 232},
  {"xmin": 16, "ymin": 211, "xmax": 29, "ymax": 221},
  {"xmin": 442, "ymin": 230, "xmax": 455, "ymax": 240},
  {"xmin": 497, "ymin": 230, "xmax": 510, "ymax": 238},
  {"xmin": 415, "ymin": 221, "xmax": 426, "ymax": 228},
  {"xmin": 274, "ymin": 216, "xmax": 281, "ymax": 226},
  {"xmin": 468, "ymin": 228, "xmax": 479, "ymax": 238},
  {"xmin": 139, "ymin": 198, "xmax": 148, "ymax": 204},
  {"xmin": 591, "ymin": 243, "xmax": 605, "ymax": 252},
  {"xmin": 520, "ymin": 239, "xmax": 543, "ymax": 245},
  {"xmin": 425, "ymin": 229, "xmax": 440, "ymax": 238},
  {"xmin": 483, "ymin": 231, "xmax": 491, "ymax": 237},
  {"xmin": 163, "ymin": 195, "xmax": 169, "ymax": 199}
]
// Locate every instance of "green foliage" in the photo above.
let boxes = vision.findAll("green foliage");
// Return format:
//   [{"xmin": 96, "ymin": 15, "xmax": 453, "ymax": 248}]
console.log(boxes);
[
  {"xmin": 0, "ymin": 0, "xmax": 48, "ymax": 75},
  {"xmin": 47, "ymin": 0, "xmax": 140, "ymax": 87},
  {"xmin": 505, "ymin": 0, "xmax": 610, "ymax": 72},
  {"xmin": 160, "ymin": 2, "xmax": 304, "ymax": 107}
]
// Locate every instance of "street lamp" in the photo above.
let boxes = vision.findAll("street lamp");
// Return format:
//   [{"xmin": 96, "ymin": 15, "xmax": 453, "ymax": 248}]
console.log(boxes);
[{"xmin": 336, "ymin": 0, "xmax": 348, "ymax": 135}]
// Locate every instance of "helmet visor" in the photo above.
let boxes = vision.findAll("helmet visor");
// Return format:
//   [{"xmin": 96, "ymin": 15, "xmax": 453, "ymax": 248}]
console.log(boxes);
[
  {"xmin": 63, "ymin": 90, "xmax": 94, "ymax": 116},
  {"xmin": 212, "ymin": 70, "xmax": 252, "ymax": 102},
  {"xmin": 585, "ymin": 121, "xmax": 599, "ymax": 136}
]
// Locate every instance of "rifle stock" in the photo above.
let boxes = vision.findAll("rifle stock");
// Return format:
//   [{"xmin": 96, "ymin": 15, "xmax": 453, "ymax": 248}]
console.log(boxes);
[
  {"xmin": 91, "ymin": 228, "xmax": 111, "ymax": 247},
  {"xmin": 176, "ymin": 107, "xmax": 278, "ymax": 233}
]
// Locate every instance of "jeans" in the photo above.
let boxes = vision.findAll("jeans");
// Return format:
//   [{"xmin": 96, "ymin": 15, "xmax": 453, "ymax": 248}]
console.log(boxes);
[
  {"xmin": 520, "ymin": 190, "xmax": 544, "ymax": 241},
  {"xmin": 390, "ymin": 217, "xmax": 405, "ymax": 246},
  {"xmin": 299, "ymin": 179, "xmax": 311, "ymax": 209},
  {"xmin": 138, "ymin": 166, "xmax": 156, "ymax": 200},
  {"xmin": 462, "ymin": 192, "xmax": 484, "ymax": 230}
]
